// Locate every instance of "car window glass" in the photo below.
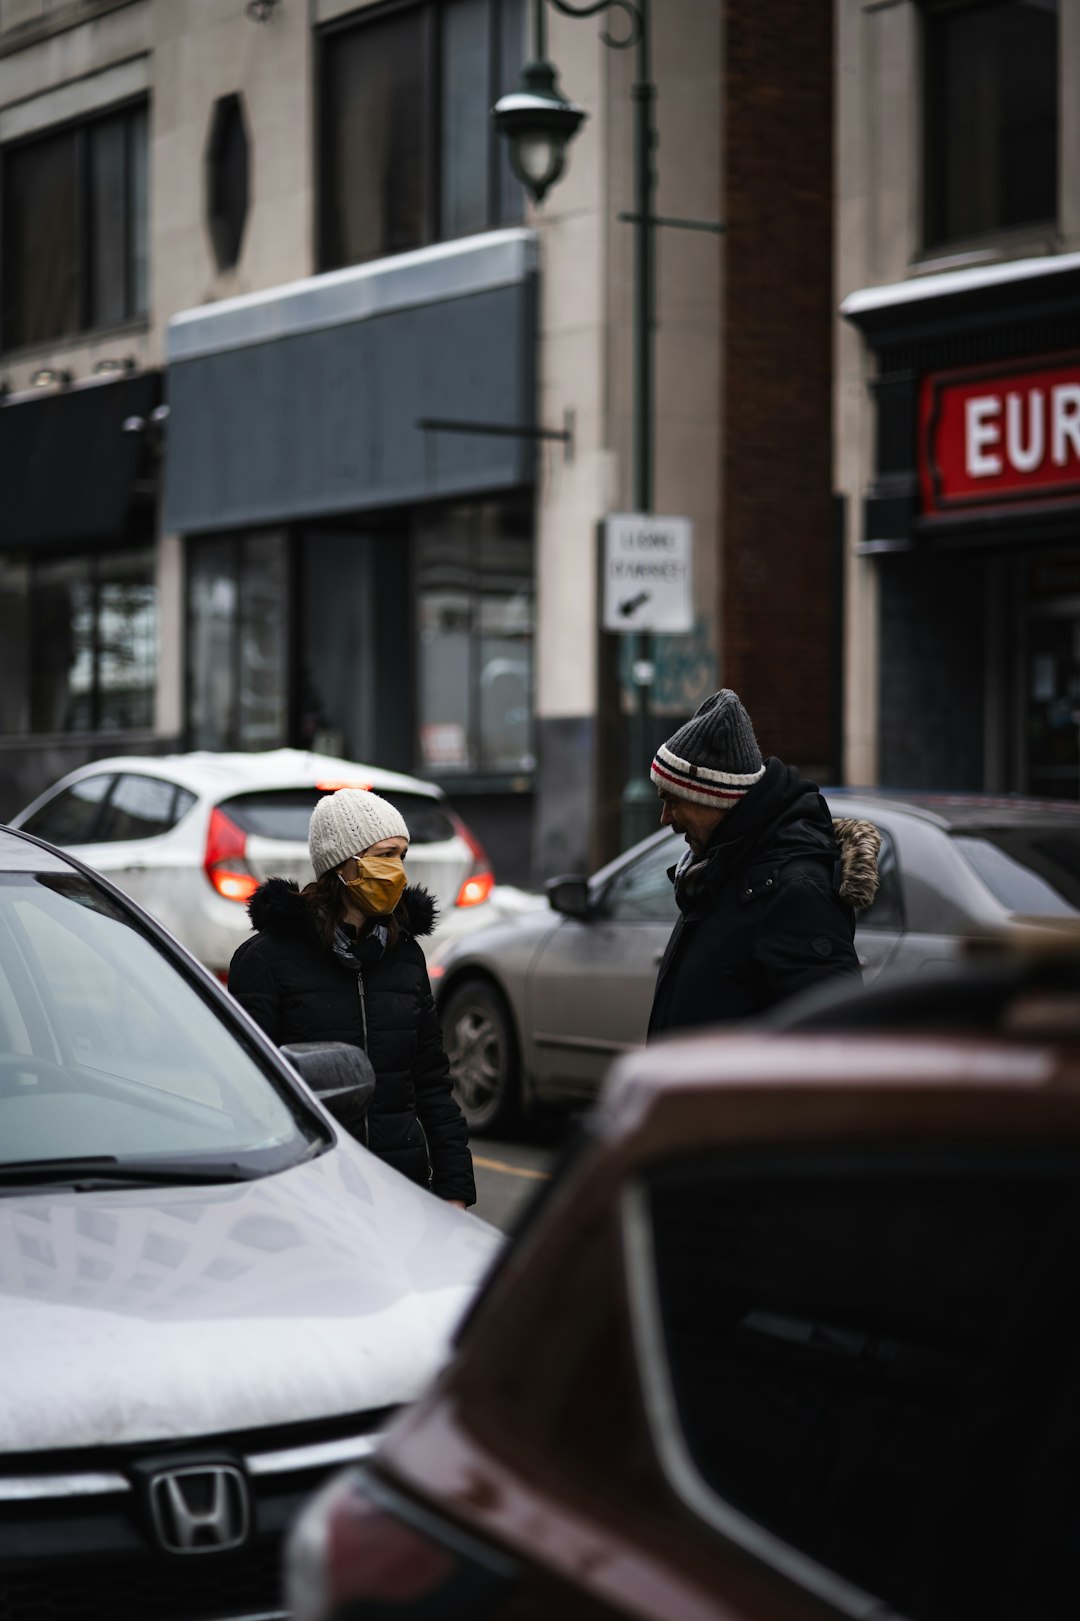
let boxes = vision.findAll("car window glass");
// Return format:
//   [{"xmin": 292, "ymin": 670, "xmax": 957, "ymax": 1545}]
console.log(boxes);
[
  {"xmin": 642, "ymin": 1145, "xmax": 1080, "ymax": 1621},
  {"xmin": 378, "ymin": 791, "xmax": 457, "ymax": 845},
  {"xmin": 604, "ymin": 840, "xmax": 678, "ymax": 923},
  {"xmin": 20, "ymin": 776, "xmax": 113, "ymax": 845},
  {"xmin": 222, "ymin": 789, "xmax": 338, "ymax": 842},
  {"xmin": 953, "ymin": 831, "xmax": 1080, "ymax": 916},
  {"xmin": 0, "ymin": 871, "xmax": 316, "ymax": 1169},
  {"xmin": 221, "ymin": 788, "xmax": 456, "ymax": 845},
  {"xmin": 854, "ymin": 825, "xmax": 903, "ymax": 932},
  {"xmin": 97, "ymin": 775, "xmax": 181, "ymax": 843},
  {"xmin": 0, "ymin": 940, "xmax": 31, "ymax": 1055}
]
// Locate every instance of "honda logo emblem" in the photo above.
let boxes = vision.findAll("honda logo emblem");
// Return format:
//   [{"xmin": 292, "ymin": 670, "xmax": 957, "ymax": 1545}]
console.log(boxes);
[{"xmin": 148, "ymin": 1465, "xmax": 250, "ymax": 1554}]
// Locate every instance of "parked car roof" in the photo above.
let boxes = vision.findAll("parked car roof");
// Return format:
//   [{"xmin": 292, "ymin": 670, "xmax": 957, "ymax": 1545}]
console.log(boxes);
[
  {"xmin": 827, "ymin": 785, "xmax": 1080, "ymax": 830},
  {"xmin": 35, "ymin": 747, "xmax": 446, "ymax": 801}
]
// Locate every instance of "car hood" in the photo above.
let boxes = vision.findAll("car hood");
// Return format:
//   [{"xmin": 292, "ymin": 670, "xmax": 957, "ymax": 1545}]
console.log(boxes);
[{"xmin": 0, "ymin": 1142, "xmax": 501, "ymax": 1453}]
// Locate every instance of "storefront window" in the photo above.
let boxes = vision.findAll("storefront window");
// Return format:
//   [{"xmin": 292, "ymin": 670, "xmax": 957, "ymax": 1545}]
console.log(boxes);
[
  {"xmin": 923, "ymin": 0, "xmax": 1058, "ymax": 248},
  {"xmin": 1025, "ymin": 607, "xmax": 1080, "ymax": 799},
  {"xmin": 187, "ymin": 532, "xmax": 289, "ymax": 751},
  {"xmin": 0, "ymin": 549, "xmax": 155, "ymax": 737},
  {"xmin": 239, "ymin": 533, "xmax": 289, "ymax": 748},
  {"xmin": 33, "ymin": 557, "xmax": 97, "ymax": 733},
  {"xmin": 188, "ymin": 539, "xmax": 236, "ymax": 751},
  {"xmin": 417, "ymin": 503, "xmax": 533, "ymax": 776},
  {"xmin": 0, "ymin": 556, "xmax": 30, "ymax": 735},
  {"xmin": 97, "ymin": 552, "xmax": 157, "ymax": 730}
]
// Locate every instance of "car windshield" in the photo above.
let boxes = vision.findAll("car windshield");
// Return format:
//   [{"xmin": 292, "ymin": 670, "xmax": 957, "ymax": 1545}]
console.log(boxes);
[
  {"xmin": 221, "ymin": 788, "xmax": 456, "ymax": 845},
  {"xmin": 0, "ymin": 870, "xmax": 322, "ymax": 1178},
  {"xmin": 951, "ymin": 828, "xmax": 1080, "ymax": 916}
]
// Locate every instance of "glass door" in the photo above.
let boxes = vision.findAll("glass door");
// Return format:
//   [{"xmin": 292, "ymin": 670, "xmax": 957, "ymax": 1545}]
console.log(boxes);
[{"xmin": 1023, "ymin": 597, "xmax": 1080, "ymax": 800}]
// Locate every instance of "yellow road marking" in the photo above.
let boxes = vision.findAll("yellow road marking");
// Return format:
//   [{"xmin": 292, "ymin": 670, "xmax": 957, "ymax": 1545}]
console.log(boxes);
[{"xmin": 472, "ymin": 1154, "xmax": 551, "ymax": 1181}]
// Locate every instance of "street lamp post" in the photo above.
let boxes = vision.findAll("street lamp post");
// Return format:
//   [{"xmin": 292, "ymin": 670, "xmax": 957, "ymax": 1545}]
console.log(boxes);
[{"xmin": 495, "ymin": 0, "xmax": 658, "ymax": 850}]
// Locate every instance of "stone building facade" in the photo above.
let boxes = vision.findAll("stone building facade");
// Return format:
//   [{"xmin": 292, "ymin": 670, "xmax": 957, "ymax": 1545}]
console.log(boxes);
[
  {"xmin": 0, "ymin": 0, "xmax": 836, "ymax": 881},
  {"xmin": 836, "ymin": 0, "xmax": 1080, "ymax": 800}
]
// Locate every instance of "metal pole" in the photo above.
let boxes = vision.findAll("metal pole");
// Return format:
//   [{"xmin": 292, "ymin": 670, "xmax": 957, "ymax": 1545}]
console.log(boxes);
[
  {"xmin": 538, "ymin": 0, "xmax": 657, "ymax": 849},
  {"xmin": 620, "ymin": 0, "xmax": 657, "ymax": 850}
]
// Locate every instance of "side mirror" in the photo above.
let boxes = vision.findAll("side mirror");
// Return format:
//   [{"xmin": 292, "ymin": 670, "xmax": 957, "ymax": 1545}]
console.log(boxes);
[
  {"xmin": 546, "ymin": 875, "xmax": 592, "ymax": 920},
  {"xmin": 281, "ymin": 1041, "xmax": 376, "ymax": 1140}
]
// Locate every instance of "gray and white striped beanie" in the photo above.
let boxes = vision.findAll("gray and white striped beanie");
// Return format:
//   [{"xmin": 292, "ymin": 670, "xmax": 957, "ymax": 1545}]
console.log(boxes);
[{"xmin": 650, "ymin": 690, "xmax": 765, "ymax": 809}]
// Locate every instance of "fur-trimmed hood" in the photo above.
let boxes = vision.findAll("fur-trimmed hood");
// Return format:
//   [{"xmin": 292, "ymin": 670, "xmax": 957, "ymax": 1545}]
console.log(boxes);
[
  {"xmin": 833, "ymin": 817, "xmax": 881, "ymax": 911},
  {"xmin": 246, "ymin": 876, "xmax": 439, "ymax": 942}
]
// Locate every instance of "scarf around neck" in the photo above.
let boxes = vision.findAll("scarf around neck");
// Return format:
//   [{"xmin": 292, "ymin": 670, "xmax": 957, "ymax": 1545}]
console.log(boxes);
[{"xmin": 331, "ymin": 920, "xmax": 390, "ymax": 971}]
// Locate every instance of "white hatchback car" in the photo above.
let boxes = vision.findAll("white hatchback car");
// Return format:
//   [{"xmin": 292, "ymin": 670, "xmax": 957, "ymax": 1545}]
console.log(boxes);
[{"xmin": 8, "ymin": 749, "xmax": 493, "ymax": 977}]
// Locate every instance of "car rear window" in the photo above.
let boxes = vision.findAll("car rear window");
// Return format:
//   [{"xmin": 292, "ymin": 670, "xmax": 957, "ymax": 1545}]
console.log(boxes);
[
  {"xmin": 221, "ymin": 789, "xmax": 456, "ymax": 845},
  {"xmin": 639, "ymin": 1144, "xmax": 1080, "ymax": 1620},
  {"xmin": 952, "ymin": 828, "xmax": 1080, "ymax": 914}
]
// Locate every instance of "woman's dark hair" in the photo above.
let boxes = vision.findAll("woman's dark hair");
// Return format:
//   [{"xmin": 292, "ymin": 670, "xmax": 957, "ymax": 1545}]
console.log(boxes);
[{"xmin": 301, "ymin": 868, "xmax": 405, "ymax": 951}]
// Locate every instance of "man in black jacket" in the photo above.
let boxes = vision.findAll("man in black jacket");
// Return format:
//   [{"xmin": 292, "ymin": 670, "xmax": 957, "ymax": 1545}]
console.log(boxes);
[{"xmin": 648, "ymin": 689, "xmax": 864, "ymax": 1038}]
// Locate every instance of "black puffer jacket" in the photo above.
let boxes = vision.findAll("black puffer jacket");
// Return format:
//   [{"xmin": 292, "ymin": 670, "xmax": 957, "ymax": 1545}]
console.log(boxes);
[
  {"xmin": 648, "ymin": 759, "xmax": 868, "ymax": 1038},
  {"xmin": 228, "ymin": 880, "xmax": 475, "ymax": 1205}
]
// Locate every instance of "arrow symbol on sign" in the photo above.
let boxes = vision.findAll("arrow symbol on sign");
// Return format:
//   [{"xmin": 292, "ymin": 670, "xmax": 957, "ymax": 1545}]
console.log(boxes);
[{"xmin": 618, "ymin": 591, "xmax": 651, "ymax": 617}]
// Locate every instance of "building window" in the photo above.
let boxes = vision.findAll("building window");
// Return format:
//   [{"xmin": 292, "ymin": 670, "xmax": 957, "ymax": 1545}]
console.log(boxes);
[
  {"xmin": 187, "ymin": 532, "xmax": 290, "ymax": 751},
  {"xmin": 1, "ymin": 101, "xmax": 149, "ymax": 352},
  {"xmin": 319, "ymin": 0, "xmax": 525, "ymax": 271},
  {"xmin": 923, "ymin": 0, "xmax": 1058, "ymax": 248},
  {"xmin": 417, "ymin": 502, "xmax": 533, "ymax": 776},
  {"xmin": 0, "ymin": 548, "xmax": 156, "ymax": 736}
]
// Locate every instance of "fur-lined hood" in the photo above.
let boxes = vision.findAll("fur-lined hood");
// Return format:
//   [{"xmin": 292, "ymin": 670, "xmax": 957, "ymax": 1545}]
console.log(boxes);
[
  {"xmin": 246, "ymin": 876, "xmax": 439, "ymax": 942},
  {"xmin": 833, "ymin": 817, "xmax": 881, "ymax": 911}
]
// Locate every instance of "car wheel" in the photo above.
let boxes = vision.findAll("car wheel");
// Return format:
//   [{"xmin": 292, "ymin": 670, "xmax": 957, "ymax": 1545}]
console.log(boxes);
[{"xmin": 442, "ymin": 978, "xmax": 521, "ymax": 1137}]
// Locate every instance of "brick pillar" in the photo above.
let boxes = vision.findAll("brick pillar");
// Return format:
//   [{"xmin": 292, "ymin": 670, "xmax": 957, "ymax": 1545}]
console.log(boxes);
[{"xmin": 721, "ymin": 0, "xmax": 836, "ymax": 778}]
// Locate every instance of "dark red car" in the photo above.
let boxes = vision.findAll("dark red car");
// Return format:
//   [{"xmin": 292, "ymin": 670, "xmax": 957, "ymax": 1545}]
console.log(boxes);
[{"xmin": 287, "ymin": 950, "xmax": 1080, "ymax": 1621}]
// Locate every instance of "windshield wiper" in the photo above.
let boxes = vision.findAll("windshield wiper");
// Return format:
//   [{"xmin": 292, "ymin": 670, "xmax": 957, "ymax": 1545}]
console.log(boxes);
[{"xmin": 0, "ymin": 1156, "xmax": 260, "ymax": 1190}]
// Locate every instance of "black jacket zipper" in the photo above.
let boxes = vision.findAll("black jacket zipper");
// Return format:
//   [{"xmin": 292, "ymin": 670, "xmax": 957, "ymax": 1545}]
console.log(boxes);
[{"xmin": 357, "ymin": 971, "xmax": 370, "ymax": 1148}]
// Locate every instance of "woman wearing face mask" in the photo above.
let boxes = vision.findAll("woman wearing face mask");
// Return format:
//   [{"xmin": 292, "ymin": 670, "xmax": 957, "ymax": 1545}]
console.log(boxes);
[{"xmin": 228, "ymin": 788, "xmax": 474, "ymax": 1208}]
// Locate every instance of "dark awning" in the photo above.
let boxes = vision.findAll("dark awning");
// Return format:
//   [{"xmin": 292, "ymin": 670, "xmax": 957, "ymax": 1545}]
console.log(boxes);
[
  {"xmin": 164, "ymin": 232, "xmax": 537, "ymax": 534},
  {"xmin": 0, "ymin": 370, "xmax": 161, "ymax": 549}
]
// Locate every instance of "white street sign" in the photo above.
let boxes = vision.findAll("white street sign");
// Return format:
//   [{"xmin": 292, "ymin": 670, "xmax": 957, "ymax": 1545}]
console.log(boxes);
[{"xmin": 602, "ymin": 513, "xmax": 693, "ymax": 633}]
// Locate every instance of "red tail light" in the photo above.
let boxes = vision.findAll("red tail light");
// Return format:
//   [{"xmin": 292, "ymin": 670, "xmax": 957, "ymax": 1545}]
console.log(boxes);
[
  {"xmin": 456, "ymin": 871, "xmax": 495, "ymax": 907},
  {"xmin": 450, "ymin": 813, "xmax": 494, "ymax": 909},
  {"xmin": 286, "ymin": 1468, "xmax": 515, "ymax": 1621},
  {"xmin": 204, "ymin": 806, "xmax": 259, "ymax": 903}
]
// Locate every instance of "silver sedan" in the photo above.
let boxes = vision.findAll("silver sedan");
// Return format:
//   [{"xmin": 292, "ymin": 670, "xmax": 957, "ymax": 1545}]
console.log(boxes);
[{"xmin": 431, "ymin": 790, "xmax": 1080, "ymax": 1133}]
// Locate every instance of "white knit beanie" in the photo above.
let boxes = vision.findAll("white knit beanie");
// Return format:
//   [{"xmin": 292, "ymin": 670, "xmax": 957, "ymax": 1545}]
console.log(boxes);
[{"xmin": 308, "ymin": 789, "xmax": 410, "ymax": 878}]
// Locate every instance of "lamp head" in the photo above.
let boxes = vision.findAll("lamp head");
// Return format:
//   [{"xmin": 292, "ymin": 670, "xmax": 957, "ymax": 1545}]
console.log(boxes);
[{"xmin": 493, "ymin": 59, "xmax": 586, "ymax": 206}]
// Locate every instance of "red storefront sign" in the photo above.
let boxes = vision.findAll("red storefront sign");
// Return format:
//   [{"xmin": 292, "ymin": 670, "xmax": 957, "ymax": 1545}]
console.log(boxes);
[{"xmin": 919, "ymin": 355, "xmax": 1080, "ymax": 518}]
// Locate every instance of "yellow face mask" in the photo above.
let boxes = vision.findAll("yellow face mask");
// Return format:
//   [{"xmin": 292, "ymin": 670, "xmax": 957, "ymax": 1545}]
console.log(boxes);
[{"xmin": 339, "ymin": 855, "xmax": 407, "ymax": 916}]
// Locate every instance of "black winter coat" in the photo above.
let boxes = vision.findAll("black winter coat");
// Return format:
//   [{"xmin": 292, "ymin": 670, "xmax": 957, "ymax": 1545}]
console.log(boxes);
[
  {"xmin": 648, "ymin": 759, "xmax": 864, "ymax": 1038},
  {"xmin": 228, "ymin": 880, "xmax": 475, "ymax": 1205}
]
